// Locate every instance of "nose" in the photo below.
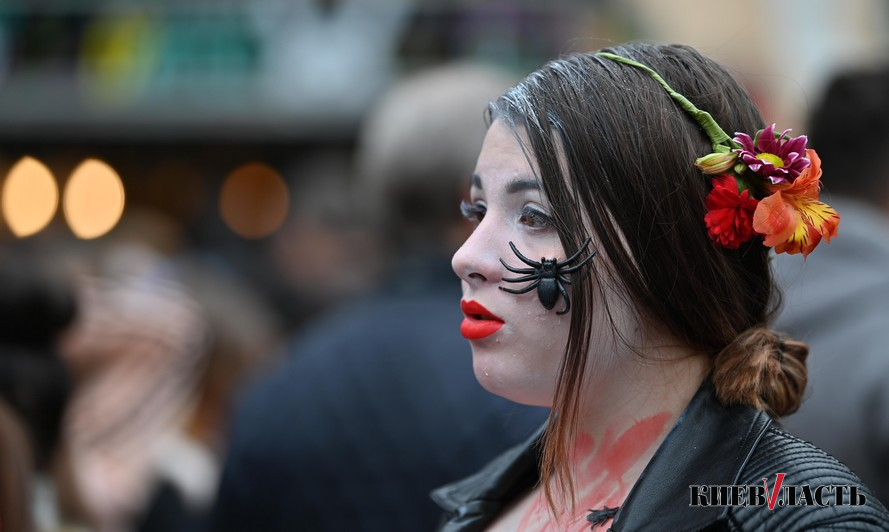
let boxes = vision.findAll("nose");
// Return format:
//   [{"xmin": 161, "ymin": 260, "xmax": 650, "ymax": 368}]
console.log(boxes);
[{"xmin": 451, "ymin": 219, "xmax": 503, "ymax": 286}]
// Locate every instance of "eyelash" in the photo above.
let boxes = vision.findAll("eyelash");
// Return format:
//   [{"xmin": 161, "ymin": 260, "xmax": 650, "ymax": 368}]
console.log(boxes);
[
  {"xmin": 519, "ymin": 206, "xmax": 553, "ymax": 228},
  {"xmin": 460, "ymin": 200, "xmax": 486, "ymax": 223},
  {"xmin": 460, "ymin": 200, "xmax": 553, "ymax": 229}
]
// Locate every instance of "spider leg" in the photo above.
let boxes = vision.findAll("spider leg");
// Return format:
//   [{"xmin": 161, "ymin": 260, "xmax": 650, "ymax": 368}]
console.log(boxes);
[
  {"xmin": 499, "ymin": 258, "xmax": 536, "ymax": 275},
  {"xmin": 556, "ymin": 283, "xmax": 572, "ymax": 315},
  {"xmin": 507, "ymin": 241, "xmax": 544, "ymax": 268},
  {"xmin": 559, "ymin": 250, "xmax": 597, "ymax": 274},
  {"xmin": 499, "ymin": 280, "xmax": 540, "ymax": 295},
  {"xmin": 557, "ymin": 274, "xmax": 572, "ymax": 285},
  {"xmin": 502, "ymin": 273, "xmax": 540, "ymax": 284},
  {"xmin": 555, "ymin": 237, "xmax": 593, "ymax": 268}
]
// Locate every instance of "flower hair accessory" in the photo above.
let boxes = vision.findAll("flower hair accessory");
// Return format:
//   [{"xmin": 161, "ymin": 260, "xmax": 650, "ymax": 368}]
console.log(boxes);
[{"xmin": 596, "ymin": 52, "xmax": 839, "ymax": 257}]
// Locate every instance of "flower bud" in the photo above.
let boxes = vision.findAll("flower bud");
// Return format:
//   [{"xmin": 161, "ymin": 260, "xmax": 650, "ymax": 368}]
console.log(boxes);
[{"xmin": 695, "ymin": 151, "xmax": 739, "ymax": 174}]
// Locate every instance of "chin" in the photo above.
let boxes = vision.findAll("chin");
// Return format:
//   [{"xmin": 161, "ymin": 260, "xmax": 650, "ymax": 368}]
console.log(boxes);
[{"xmin": 472, "ymin": 353, "xmax": 553, "ymax": 407}]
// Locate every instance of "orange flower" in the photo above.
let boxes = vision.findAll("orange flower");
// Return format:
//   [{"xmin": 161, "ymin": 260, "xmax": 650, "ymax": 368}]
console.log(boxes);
[{"xmin": 752, "ymin": 150, "xmax": 839, "ymax": 257}]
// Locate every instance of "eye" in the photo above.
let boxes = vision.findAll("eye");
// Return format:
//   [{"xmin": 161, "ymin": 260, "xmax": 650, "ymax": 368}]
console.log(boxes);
[
  {"xmin": 519, "ymin": 206, "xmax": 553, "ymax": 228},
  {"xmin": 460, "ymin": 200, "xmax": 486, "ymax": 224}
]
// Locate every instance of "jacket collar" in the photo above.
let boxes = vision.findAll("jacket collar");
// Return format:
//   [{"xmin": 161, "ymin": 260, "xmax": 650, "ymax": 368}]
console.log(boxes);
[
  {"xmin": 431, "ymin": 381, "xmax": 772, "ymax": 531},
  {"xmin": 430, "ymin": 423, "xmax": 546, "ymax": 530}
]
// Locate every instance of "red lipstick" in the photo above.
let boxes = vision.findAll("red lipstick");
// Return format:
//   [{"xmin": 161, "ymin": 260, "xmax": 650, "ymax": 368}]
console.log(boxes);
[{"xmin": 460, "ymin": 300, "xmax": 504, "ymax": 340}]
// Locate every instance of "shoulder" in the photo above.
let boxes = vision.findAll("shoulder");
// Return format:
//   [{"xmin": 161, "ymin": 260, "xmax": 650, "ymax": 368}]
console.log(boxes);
[
  {"xmin": 726, "ymin": 425, "xmax": 889, "ymax": 530},
  {"xmin": 741, "ymin": 425, "xmax": 868, "ymax": 486}
]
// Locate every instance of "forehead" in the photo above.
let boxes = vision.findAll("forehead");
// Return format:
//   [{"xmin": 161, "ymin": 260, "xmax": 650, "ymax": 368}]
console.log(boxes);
[{"xmin": 472, "ymin": 120, "xmax": 541, "ymax": 190}]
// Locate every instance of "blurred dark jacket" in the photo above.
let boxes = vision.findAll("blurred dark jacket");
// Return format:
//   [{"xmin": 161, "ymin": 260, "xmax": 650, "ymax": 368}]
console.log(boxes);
[{"xmin": 211, "ymin": 257, "xmax": 547, "ymax": 531}]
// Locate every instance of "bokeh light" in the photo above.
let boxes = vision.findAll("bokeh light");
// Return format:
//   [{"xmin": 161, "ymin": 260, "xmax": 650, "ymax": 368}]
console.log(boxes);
[
  {"xmin": 63, "ymin": 158, "xmax": 126, "ymax": 239},
  {"xmin": 219, "ymin": 162, "xmax": 290, "ymax": 239},
  {"xmin": 1, "ymin": 156, "xmax": 59, "ymax": 237}
]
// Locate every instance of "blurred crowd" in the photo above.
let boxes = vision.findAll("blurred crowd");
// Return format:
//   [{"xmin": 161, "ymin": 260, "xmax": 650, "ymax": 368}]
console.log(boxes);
[
  {"xmin": 2, "ymin": 1, "xmax": 889, "ymax": 531},
  {"xmin": 1, "ymin": 232, "xmax": 282, "ymax": 531},
  {"xmin": 2, "ymin": 56, "xmax": 553, "ymax": 530}
]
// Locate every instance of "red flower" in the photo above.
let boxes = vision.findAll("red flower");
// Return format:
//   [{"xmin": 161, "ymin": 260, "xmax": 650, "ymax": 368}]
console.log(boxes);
[{"xmin": 704, "ymin": 174, "xmax": 760, "ymax": 249}]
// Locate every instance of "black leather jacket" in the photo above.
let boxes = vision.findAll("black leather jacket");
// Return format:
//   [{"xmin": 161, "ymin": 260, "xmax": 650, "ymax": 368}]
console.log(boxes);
[{"xmin": 431, "ymin": 381, "xmax": 889, "ymax": 531}]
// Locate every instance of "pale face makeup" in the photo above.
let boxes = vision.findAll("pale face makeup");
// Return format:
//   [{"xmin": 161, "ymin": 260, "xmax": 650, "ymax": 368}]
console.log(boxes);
[{"xmin": 452, "ymin": 120, "xmax": 572, "ymax": 406}]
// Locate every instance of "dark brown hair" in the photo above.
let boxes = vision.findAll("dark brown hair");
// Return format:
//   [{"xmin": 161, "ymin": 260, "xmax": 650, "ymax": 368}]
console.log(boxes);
[{"xmin": 489, "ymin": 43, "xmax": 808, "ymax": 513}]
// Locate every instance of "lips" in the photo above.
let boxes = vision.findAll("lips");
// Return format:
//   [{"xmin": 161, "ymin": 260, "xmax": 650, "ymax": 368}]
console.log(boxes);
[{"xmin": 460, "ymin": 300, "xmax": 504, "ymax": 340}]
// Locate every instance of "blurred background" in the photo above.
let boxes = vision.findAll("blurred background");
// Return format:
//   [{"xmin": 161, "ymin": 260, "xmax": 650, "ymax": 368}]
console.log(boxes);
[
  {"xmin": 2, "ymin": 0, "xmax": 888, "ymax": 325},
  {"xmin": 1, "ymin": 0, "xmax": 888, "ymax": 530}
]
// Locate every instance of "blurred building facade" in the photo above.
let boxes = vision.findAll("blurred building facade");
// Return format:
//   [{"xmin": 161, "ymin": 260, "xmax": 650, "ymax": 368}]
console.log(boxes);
[{"xmin": 0, "ymin": 0, "xmax": 610, "ymax": 331}]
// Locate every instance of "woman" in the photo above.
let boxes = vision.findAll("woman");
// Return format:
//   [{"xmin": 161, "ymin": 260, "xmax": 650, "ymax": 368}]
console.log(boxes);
[{"xmin": 432, "ymin": 43, "xmax": 889, "ymax": 530}]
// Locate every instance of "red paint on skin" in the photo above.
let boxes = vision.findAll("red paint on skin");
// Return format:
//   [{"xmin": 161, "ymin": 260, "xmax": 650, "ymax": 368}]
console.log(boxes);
[
  {"xmin": 575, "ymin": 412, "xmax": 672, "ymax": 527},
  {"xmin": 599, "ymin": 411, "xmax": 671, "ymax": 481},
  {"xmin": 574, "ymin": 430, "xmax": 605, "ymax": 486},
  {"xmin": 574, "ymin": 432, "xmax": 595, "ymax": 458},
  {"xmin": 517, "ymin": 496, "xmax": 547, "ymax": 531},
  {"xmin": 517, "ymin": 412, "xmax": 673, "ymax": 530}
]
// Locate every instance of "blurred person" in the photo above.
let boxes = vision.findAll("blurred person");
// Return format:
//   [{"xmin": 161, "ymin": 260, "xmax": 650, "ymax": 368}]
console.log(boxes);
[
  {"xmin": 775, "ymin": 65, "xmax": 889, "ymax": 505},
  {"xmin": 270, "ymin": 155, "xmax": 381, "ymax": 327},
  {"xmin": 210, "ymin": 62, "xmax": 548, "ymax": 531},
  {"xmin": 135, "ymin": 259, "xmax": 282, "ymax": 532},
  {"xmin": 54, "ymin": 208, "xmax": 282, "ymax": 532},
  {"xmin": 58, "ymin": 224, "xmax": 212, "ymax": 531},
  {"xmin": 0, "ymin": 249, "xmax": 86, "ymax": 531}
]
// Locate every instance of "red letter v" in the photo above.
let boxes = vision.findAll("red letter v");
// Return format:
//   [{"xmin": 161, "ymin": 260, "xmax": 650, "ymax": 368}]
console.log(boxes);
[{"xmin": 763, "ymin": 473, "xmax": 786, "ymax": 510}]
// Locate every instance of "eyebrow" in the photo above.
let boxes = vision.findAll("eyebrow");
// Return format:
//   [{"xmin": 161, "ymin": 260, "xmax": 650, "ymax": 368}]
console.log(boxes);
[{"xmin": 470, "ymin": 174, "xmax": 541, "ymax": 194}]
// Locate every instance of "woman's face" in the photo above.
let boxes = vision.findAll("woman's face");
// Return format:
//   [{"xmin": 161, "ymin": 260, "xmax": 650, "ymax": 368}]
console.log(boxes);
[{"xmin": 451, "ymin": 120, "xmax": 573, "ymax": 406}]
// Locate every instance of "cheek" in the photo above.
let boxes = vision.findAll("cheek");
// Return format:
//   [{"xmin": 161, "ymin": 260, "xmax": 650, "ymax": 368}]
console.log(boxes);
[
  {"xmin": 525, "ymin": 310, "xmax": 571, "ymax": 355},
  {"xmin": 472, "ymin": 307, "xmax": 571, "ymax": 407},
  {"xmin": 578, "ymin": 280, "xmax": 638, "ymax": 383}
]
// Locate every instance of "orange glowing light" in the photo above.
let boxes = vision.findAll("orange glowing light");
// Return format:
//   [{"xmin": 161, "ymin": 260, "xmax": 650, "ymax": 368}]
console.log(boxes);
[
  {"xmin": 219, "ymin": 162, "xmax": 290, "ymax": 239},
  {"xmin": 1, "ymin": 156, "xmax": 59, "ymax": 237},
  {"xmin": 63, "ymin": 158, "xmax": 126, "ymax": 239}
]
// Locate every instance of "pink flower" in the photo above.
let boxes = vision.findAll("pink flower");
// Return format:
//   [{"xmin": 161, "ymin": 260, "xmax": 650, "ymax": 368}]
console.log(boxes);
[{"xmin": 734, "ymin": 124, "xmax": 810, "ymax": 185}]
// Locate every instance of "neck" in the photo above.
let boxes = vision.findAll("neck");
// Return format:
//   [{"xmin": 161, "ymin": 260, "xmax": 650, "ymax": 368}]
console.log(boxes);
[
  {"xmin": 576, "ymin": 341, "xmax": 710, "ymax": 441},
  {"xmin": 526, "ymin": 342, "xmax": 709, "ymax": 530},
  {"xmin": 573, "ymin": 346, "xmax": 708, "ymax": 501}
]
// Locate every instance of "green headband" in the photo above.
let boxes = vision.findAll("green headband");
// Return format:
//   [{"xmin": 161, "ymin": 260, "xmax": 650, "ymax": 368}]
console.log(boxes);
[
  {"xmin": 596, "ymin": 52, "xmax": 740, "ymax": 154},
  {"xmin": 593, "ymin": 51, "xmax": 838, "ymax": 258}
]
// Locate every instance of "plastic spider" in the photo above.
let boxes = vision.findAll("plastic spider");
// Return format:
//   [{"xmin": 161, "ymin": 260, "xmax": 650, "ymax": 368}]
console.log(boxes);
[{"xmin": 499, "ymin": 237, "xmax": 596, "ymax": 315}]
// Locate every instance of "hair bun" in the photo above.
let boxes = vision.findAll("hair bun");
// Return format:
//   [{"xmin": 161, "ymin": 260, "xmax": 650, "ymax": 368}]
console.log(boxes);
[{"xmin": 712, "ymin": 327, "xmax": 808, "ymax": 417}]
